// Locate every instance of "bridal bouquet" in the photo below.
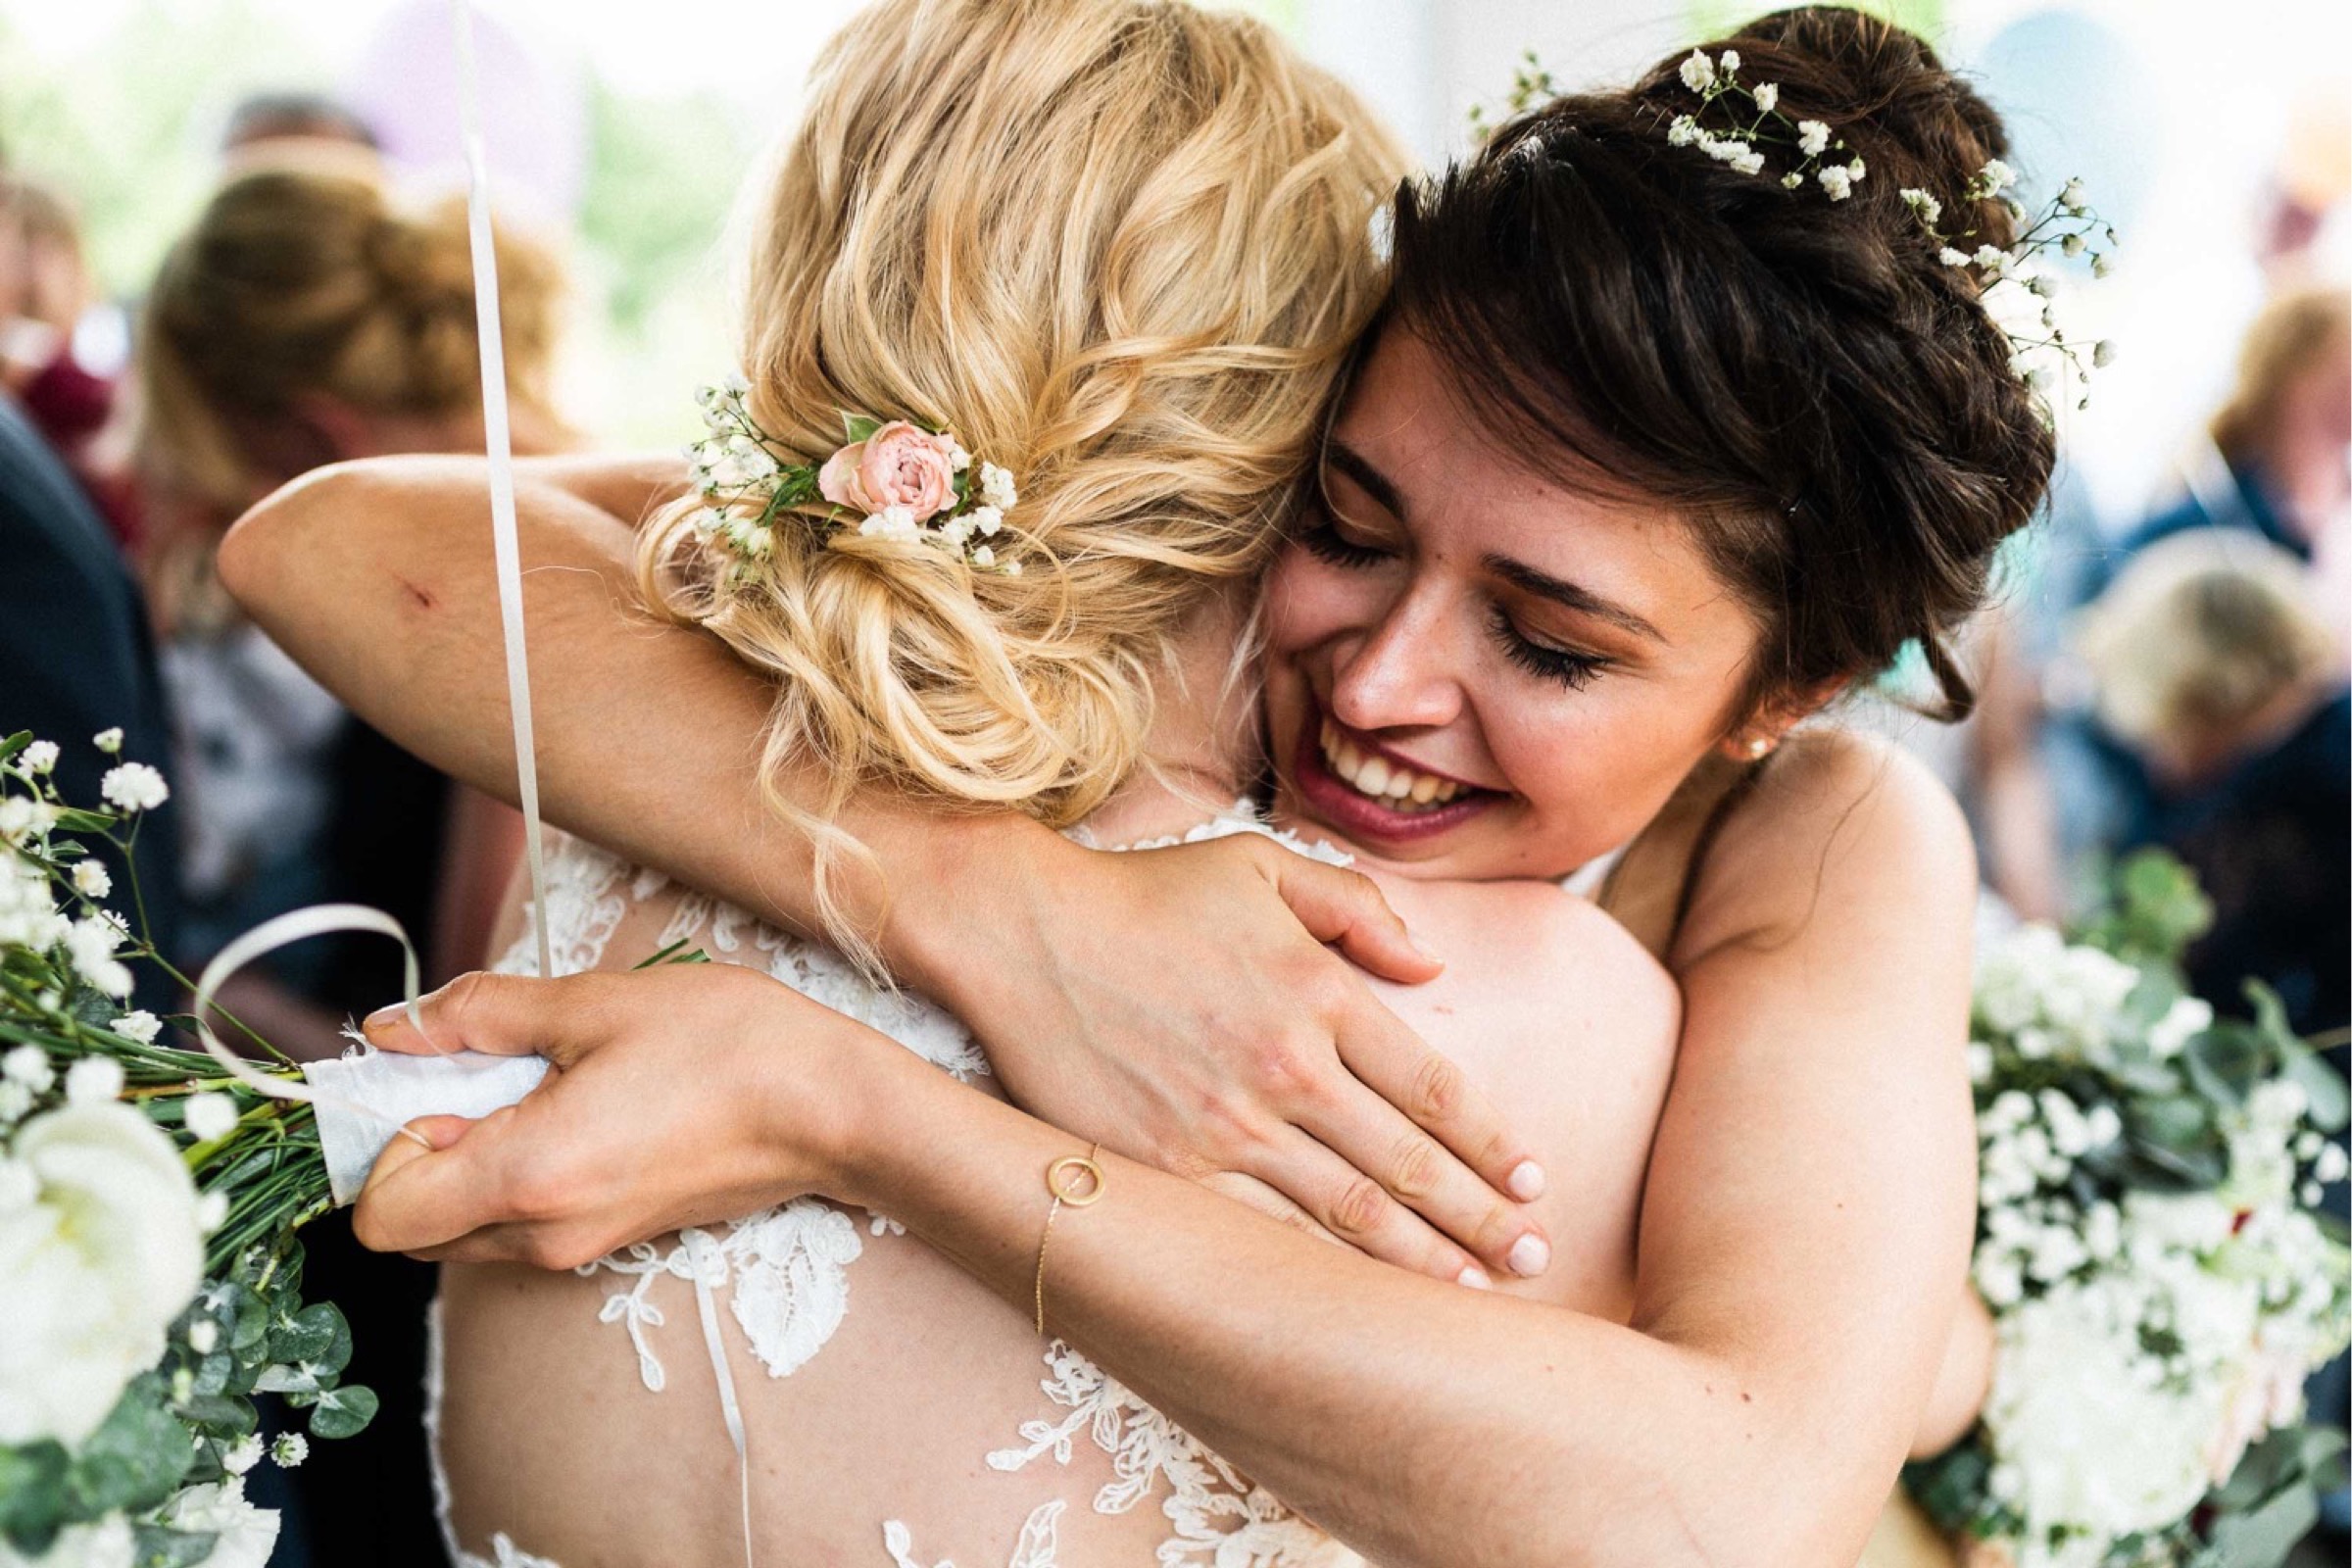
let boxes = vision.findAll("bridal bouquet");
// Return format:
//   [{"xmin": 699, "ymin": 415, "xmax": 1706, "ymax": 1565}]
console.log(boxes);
[
  {"xmin": 1906, "ymin": 852, "xmax": 2351, "ymax": 1568},
  {"xmin": 0, "ymin": 731, "xmax": 373, "ymax": 1568}
]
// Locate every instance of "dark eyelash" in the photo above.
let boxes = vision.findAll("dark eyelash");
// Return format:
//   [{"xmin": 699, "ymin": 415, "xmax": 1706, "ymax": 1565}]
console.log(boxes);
[
  {"xmin": 1490, "ymin": 605, "xmax": 1610, "ymax": 692},
  {"xmin": 1299, "ymin": 518, "xmax": 1391, "ymax": 570}
]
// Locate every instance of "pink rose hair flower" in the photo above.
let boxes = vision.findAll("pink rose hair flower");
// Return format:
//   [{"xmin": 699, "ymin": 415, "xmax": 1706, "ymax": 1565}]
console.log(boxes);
[{"xmin": 818, "ymin": 421, "xmax": 960, "ymax": 520}]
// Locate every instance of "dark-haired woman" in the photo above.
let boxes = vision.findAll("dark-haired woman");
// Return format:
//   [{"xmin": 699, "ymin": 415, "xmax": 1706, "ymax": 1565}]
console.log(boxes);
[{"xmin": 228, "ymin": 9, "xmax": 2046, "ymax": 1564}]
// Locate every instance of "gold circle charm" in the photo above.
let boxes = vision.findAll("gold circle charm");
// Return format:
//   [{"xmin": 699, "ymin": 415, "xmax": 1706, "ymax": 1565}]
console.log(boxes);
[{"xmin": 1047, "ymin": 1154, "xmax": 1106, "ymax": 1206}]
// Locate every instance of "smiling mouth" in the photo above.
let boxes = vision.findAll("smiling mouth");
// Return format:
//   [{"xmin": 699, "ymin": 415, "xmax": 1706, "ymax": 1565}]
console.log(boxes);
[
  {"xmin": 1316, "ymin": 718, "xmax": 1475, "ymax": 813},
  {"xmin": 1290, "ymin": 709, "xmax": 1503, "ymax": 844}
]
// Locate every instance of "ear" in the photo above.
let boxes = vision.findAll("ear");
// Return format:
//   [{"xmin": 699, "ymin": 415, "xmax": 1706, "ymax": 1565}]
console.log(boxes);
[{"xmin": 1716, "ymin": 676, "xmax": 1852, "ymax": 760}]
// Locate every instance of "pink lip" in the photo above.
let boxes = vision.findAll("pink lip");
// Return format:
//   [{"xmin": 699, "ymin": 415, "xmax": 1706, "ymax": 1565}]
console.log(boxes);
[{"xmin": 1290, "ymin": 703, "xmax": 1501, "ymax": 845}]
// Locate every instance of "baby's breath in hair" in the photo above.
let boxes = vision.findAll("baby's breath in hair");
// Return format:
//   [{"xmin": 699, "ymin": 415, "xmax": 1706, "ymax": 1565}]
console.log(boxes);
[{"xmin": 1651, "ymin": 46, "xmax": 2120, "ymax": 416}]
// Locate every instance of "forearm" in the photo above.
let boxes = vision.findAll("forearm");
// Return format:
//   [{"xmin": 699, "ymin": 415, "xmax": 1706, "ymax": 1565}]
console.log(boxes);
[
  {"xmin": 836, "ymin": 1047, "xmax": 1889, "ymax": 1568},
  {"xmin": 219, "ymin": 457, "xmax": 1033, "ymax": 991}
]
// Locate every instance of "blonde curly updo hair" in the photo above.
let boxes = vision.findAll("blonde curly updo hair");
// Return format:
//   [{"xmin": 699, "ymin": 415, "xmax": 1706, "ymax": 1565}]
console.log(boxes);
[{"xmin": 637, "ymin": 0, "xmax": 1405, "ymax": 933}]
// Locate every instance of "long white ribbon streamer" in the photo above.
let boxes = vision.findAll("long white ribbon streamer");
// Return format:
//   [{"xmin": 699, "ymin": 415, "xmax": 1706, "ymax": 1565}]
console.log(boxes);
[
  {"xmin": 449, "ymin": 0, "xmax": 555, "ymax": 984},
  {"xmin": 444, "ymin": 9, "xmax": 754, "ymax": 1561}
]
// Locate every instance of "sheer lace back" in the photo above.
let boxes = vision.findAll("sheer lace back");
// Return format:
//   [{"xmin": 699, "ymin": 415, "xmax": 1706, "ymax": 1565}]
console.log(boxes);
[{"xmin": 435, "ymin": 813, "xmax": 1362, "ymax": 1568}]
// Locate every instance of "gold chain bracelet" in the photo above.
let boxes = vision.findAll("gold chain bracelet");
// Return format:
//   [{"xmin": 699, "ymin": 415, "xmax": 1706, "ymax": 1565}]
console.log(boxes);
[{"xmin": 1033, "ymin": 1142, "xmax": 1105, "ymax": 1336}]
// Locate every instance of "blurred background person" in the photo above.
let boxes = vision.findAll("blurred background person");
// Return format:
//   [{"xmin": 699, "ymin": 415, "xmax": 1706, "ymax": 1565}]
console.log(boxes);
[
  {"xmin": 128, "ymin": 151, "xmax": 574, "ymax": 1568},
  {"xmin": 2073, "ymin": 531, "xmax": 2347, "ymax": 1036},
  {"xmin": 221, "ymin": 88, "xmax": 382, "ymax": 157}
]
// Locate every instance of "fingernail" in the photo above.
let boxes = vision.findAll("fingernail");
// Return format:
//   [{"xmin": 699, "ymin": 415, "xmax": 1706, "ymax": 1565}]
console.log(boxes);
[
  {"xmin": 1456, "ymin": 1264, "xmax": 1494, "ymax": 1290},
  {"xmin": 1410, "ymin": 936, "xmax": 1444, "ymax": 965},
  {"xmin": 363, "ymin": 1004, "xmax": 402, "ymax": 1033},
  {"xmin": 1507, "ymin": 1233, "xmax": 1550, "ymax": 1278},
  {"xmin": 1506, "ymin": 1159, "xmax": 1546, "ymax": 1201}
]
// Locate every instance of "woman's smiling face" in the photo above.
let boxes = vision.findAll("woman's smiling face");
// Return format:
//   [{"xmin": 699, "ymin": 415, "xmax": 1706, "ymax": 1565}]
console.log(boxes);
[{"xmin": 1263, "ymin": 326, "xmax": 1779, "ymax": 882}]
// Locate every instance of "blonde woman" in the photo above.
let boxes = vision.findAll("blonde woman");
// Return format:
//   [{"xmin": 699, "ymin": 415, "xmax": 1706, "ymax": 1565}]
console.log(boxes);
[
  {"xmin": 224, "ymin": 5, "xmax": 2041, "ymax": 1563},
  {"xmin": 138, "ymin": 156, "xmax": 571, "ymax": 1023}
]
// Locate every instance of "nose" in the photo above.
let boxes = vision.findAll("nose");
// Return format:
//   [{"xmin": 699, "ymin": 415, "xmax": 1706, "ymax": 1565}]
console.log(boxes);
[{"xmin": 1327, "ymin": 584, "xmax": 1464, "ymax": 734}]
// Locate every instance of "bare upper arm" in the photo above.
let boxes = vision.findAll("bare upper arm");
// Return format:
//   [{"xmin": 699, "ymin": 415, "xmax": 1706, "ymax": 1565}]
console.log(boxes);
[{"xmin": 1631, "ymin": 731, "xmax": 1979, "ymax": 1516}]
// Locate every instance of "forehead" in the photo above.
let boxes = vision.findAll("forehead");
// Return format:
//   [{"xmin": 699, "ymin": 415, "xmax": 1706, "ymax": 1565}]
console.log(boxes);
[{"xmin": 1334, "ymin": 328, "xmax": 1749, "ymax": 640}]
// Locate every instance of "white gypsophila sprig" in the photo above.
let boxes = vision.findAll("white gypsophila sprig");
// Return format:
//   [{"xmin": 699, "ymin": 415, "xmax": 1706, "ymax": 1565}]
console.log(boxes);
[
  {"xmin": 1468, "ymin": 48, "xmax": 1560, "ymax": 139},
  {"xmin": 1664, "ymin": 49, "xmax": 1866, "ymax": 201},
  {"xmin": 1912, "ymin": 161, "xmax": 2120, "ymax": 415},
  {"xmin": 684, "ymin": 378, "xmax": 1023, "ymax": 577}
]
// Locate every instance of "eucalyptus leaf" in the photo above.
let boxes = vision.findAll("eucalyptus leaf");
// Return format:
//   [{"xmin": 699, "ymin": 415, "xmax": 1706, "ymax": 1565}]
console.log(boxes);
[
  {"xmin": 306, "ymin": 1384, "xmax": 379, "ymax": 1441},
  {"xmin": 841, "ymin": 412, "xmax": 882, "ymax": 445},
  {"xmin": 2205, "ymin": 1483, "xmax": 2317, "ymax": 1568},
  {"xmin": 60, "ymin": 1387, "xmax": 189, "ymax": 1517},
  {"xmin": 266, "ymin": 1304, "xmax": 338, "ymax": 1366},
  {"xmin": 2283, "ymin": 1050, "xmax": 2349, "ymax": 1134},
  {"xmin": 0, "ymin": 1441, "xmax": 70, "ymax": 1549},
  {"xmin": 130, "ymin": 1523, "xmax": 222, "ymax": 1568}
]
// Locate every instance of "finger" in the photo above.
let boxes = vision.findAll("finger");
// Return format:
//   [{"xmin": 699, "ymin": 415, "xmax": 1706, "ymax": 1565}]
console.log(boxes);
[
  {"xmin": 1258, "ymin": 852, "xmax": 1443, "ymax": 984},
  {"xmin": 1335, "ymin": 1002, "xmax": 1549, "ymax": 1214},
  {"xmin": 1299, "ymin": 1072, "xmax": 1544, "ymax": 1278},
  {"xmin": 353, "ymin": 1106, "xmax": 520, "ymax": 1254},
  {"xmin": 361, "ymin": 969, "xmax": 611, "ymax": 1068},
  {"xmin": 1257, "ymin": 1128, "xmax": 1493, "ymax": 1288}
]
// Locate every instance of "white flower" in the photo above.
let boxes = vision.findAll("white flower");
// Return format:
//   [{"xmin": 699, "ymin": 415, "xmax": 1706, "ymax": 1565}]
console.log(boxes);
[
  {"xmin": 64, "ymin": 916, "xmax": 132, "ymax": 999},
  {"xmin": 64, "ymin": 1057, "xmax": 123, "ymax": 1106},
  {"xmin": 270, "ymin": 1432, "xmax": 310, "ymax": 1468},
  {"xmin": 0, "ymin": 1161, "xmax": 34, "ymax": 1212},
  {"xmin": 70, "ymin": 860, "xmax": 112, "ymax": 900},
  {"xmin": 20, "ymin": 741, "xmax": 58, "ymax": 775},
  {"xmin": 971, "ymin": 546, "xmax": 997, "ymax": 569},
  {"xmin": 153, "ymin": 1480, "xmax": 279, "ymax": 1568},
  {"xmin": 966, "ymin": 505, "xmax": 1004, "ymax": 539},
  {"xmin": 2061, "ymin": 232, "xmax": 2086, "ymax": 258},
  {"xmin": 1752, "ymin": 82, "xmax": 1779, "ymax": 114},
  {"xmin": 0, "ymin": 1082, "xmax": 31, "ymax": 1124},
  {"xmin": 1666, "ymin": 115, "xmax": 1698, "ymax": 147},
  {"xmin": 195, "ymin": 1190, "xmax": 228, "ymax": 1234},
  {"xmin": 688, "ymin": 508, "xmax": 726, "ymax": 543},
  {"xmin": 978, "ymin": 463, "xmax": 1017, "ymax": 511},
  {"xmin": 1984, "ymin": 1280, "xmax": 2222, "ymax": 1540},
  {"xmin": 1817, "ymin": 166, "xmax": 1853, "ymax": 202},
  {"xmin": 1974, "ymin": 244, "xmax": 2009, "ymax": 275},
  {"xmin": 1732, "ymin": 149, "xmax": 1765, "ymax": 177},
  {"xmin": 99, "ymin": 763, "xmax": 168, "ymax": 814},
  {"xmin": 2061, "ymin": 177, "xmax": 2087, "ymax": 213},
  {"xmin": 91, "ymin": 728, "xmax": 122, "ymax": 755},
  {"xmin": 2, "ymin": 1046, "xmax": 53, "ymax": 1094},
  {"xmin": 1718, "ymin": 49, "xmax": 1740, "ymax": 74},
  {"xmin": 0, "ymin": 1103, "xmax": 204, "ymax": 1446},
  {"xmin": 183, "ymin": 1092, "xmax": 238, "ymax": 1143},
  {"xmin": 2091, "ymin": 341, "xmax": 2116, "ymax": 368},
  {"xmin": 0, "ymin": 798, "xmax": 56, "ymax": 847},
  {"xmin": 109, "ymin": 1011, "xmax": 161, "ymax": 1046},
  {"xmin": 1978, "ymin": 158, "xmax": 2018, "ymax": 193},
  {"xmin": 221, "ymin": 1433, "xmax": 264, "ymax": 1475},
  {"xmin": 187, "ymin": 1317, "xmax": 219, "ymax": 1355},
  {"xmin": 1900, "ymin": 187, "xmax": 1942, "ymax": 226},
  {"xmin": 1796, "ymin": 120, "xmax": 1830, "ymax": 157},
  {"xmin": 1679, "ymin": 49, "xmax": 1717, "ymax": 93},
  {"xmin": 1846, "ymin": 157, "xmax": 1866, "ymax": 183},
  {"xmin": 947, "ymin": 440, "xmax": 972, "ymax": 473},
  {"xmin": 2091, "ymin": 252, "xmax": 2114, "ymax": 278},
  {"xmin": 858, "ymin": 506, "xmax": 921, "ymax": 544},
  {"xmin": 2315, "ymin": 1142, "xmax": 2349, "ymax": 1185},
  {"xmin": 1781, "ymin": 172, "xmax": 1803, "ymax": 190},
  {"xmin": 1940, "ymin": 246, "xmax": 1971, "ymax": 268}
]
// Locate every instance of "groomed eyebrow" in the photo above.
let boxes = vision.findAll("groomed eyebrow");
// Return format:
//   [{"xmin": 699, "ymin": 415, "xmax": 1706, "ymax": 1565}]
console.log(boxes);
[
  {"xmin": 1324, "ymin": 439, "xmax": 1405, "ymax": 518},
  {"xmin": 1484, "ymin": 555, "xmax": 1665, "ymax": 642}
]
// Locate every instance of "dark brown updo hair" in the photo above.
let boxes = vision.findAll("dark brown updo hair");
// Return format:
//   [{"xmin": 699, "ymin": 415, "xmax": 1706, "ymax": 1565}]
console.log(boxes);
[{"xmin": 1385, "ymin": 5, "xmax": 2055, "ymax": 722}]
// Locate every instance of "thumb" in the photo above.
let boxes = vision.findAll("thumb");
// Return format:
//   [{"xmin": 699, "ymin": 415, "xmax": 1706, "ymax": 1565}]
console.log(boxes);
[
  {"xmin": 1263, "ymin": 855, "xmax": 1443, "ymax": 983},
  {"xmin": 361, "ymin": 969, "xmax": 610, "ymax": 1067}
]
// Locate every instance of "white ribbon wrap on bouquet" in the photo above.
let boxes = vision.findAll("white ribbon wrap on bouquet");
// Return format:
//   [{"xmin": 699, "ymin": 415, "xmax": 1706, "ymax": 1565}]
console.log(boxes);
[{"xmin": 303, "ymin": 1050, "xmax": 549, "ymax": 1206}]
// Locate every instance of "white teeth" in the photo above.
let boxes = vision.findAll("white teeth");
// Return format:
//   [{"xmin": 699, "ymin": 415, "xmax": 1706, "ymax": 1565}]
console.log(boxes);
[{"xmin": 1314, "ymin": 722, "xmax": 1471, "ymax": 813}]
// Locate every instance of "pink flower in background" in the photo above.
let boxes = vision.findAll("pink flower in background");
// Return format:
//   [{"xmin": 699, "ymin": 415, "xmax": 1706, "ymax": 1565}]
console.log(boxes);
[{"xmin": 819, "ymin": 422, "xmax": 958, "ymax": 519}]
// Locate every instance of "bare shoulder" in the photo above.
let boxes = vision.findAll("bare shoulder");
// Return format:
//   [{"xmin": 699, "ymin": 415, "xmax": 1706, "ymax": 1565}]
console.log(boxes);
[
  {"xmin": 1372, "ymin": 874, "xmax": 1681, "ymax": 1050},
  {"xmin": 1676, "ymin": 725, "xmax": 1978, "ymax": 967}
]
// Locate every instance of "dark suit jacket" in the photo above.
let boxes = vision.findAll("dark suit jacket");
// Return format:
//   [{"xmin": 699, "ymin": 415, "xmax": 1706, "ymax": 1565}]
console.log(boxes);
[{"xmin": 0, "ymin": 394, "xmax": 183, "ymax": 985}]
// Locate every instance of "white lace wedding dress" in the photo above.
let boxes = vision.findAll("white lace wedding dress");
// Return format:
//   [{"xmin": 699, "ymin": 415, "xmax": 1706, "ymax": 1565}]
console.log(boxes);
[{"xmin": 424, "ymin": 808, "xmax": 1366, "ymax": 1568}]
